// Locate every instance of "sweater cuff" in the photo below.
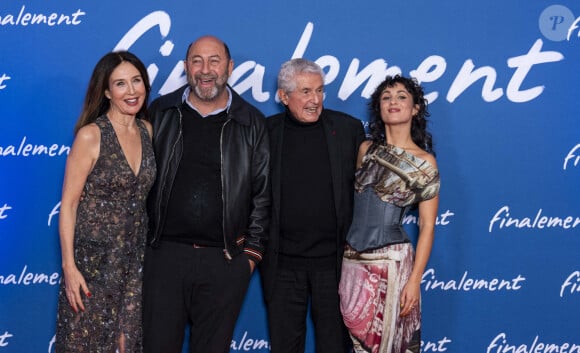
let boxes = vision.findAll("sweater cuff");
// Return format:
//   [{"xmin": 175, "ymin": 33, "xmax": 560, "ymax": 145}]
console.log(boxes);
[{"xmin": 244, "ymin": 247, "xmax": 263, "ymax": 264}]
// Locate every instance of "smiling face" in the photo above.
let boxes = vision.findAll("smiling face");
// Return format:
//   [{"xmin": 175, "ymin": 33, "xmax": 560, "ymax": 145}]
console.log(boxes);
[
  {"xmin": 104, "ymin": 61, "xmax": 146, "ymax": 118},
  {"xmin": 379, "ymin": 82, "xmax": 419, "ymax": 126},
  {"xmin": 279, "ymin": 72, "xmax": 324, "ymax": 123},
  {"xmin": 184, "ymin": 36, "xmax": 232, "ymax": 102}
]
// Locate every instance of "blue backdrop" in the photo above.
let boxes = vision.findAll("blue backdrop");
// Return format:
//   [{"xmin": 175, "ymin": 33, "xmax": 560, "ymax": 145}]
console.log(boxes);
[{"xmin": 1, "ymin": 1, "xmax": 579, "ymax": 352}]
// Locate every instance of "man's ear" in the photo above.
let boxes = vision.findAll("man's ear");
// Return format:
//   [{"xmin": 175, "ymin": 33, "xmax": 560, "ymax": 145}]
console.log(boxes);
[{"xmin": 278, "ymin": 89, "xmax": 288, "ymax": 105}]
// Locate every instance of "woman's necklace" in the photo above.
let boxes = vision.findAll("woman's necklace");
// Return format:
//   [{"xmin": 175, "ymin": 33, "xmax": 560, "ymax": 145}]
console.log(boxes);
[
  {"xmin": 389, "ymin": 140, "xmax": 414, "ymax": 151},
  {"xmin": 108, "ymin": 115, "xmax": 132, "ymax": 127}
]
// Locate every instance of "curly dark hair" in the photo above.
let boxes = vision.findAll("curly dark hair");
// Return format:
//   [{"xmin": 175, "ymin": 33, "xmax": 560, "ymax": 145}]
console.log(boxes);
[{"xmin": 368, "ymin": 75, "xmax": 434, "ymax": 154}]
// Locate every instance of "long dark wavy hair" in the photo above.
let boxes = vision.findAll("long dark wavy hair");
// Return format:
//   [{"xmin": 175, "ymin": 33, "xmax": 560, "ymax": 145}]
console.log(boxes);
[
  {"xmin": 73, "ymin": 51, "xmax": 151, "ymax": 135},
  {"xmin": 368, "ymin": 75, "xmax": 434, "ymax": 155}
]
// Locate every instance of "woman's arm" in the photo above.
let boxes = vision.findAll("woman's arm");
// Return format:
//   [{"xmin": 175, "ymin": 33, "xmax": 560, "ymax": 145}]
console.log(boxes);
[
  {"xmin": 356, "ymin": 140, "xmax": 372, "ymax": 169},
  {"xmin": 59, "ymin": 124, "xmax": 99, "ymax": 313},
  {"xmin": 400, "ymin": 154, "xmax": 439, "ymax": 316}
]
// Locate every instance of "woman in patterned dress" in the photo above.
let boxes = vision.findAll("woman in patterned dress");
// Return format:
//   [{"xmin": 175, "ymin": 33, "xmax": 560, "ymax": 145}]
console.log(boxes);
[
  {"xmin": 56, "ymin": 51, "xmax": 156, "ymax": 352},
  {"xmin": 339, "ymin": 75, "xmax": 440, "ymax": 353}
]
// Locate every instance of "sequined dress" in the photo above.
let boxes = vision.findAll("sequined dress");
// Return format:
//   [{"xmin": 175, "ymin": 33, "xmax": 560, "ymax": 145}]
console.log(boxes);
[
  {"xmin": 56, "ymin": 116, "xmax": 156, "ymax": 352},
  {"xmin": 338, "ymin": 143, "xmax": 439, "ymax": 353}
]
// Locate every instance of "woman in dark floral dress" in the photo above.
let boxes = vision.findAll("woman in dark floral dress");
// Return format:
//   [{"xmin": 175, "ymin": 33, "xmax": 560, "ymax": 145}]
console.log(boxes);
[
  {"xmin": 339, "ymin": 75, "xmax": 440, "ymax": 353},
  {"xmin": 56, "ymin": 51, "xmax": 156, "ymax": 353}
]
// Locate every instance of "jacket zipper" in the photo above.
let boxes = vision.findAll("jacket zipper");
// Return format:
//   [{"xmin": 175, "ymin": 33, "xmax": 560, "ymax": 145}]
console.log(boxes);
[{"xmin": 220, "ymin": 118, "xmax": 233, "ymax": 261}]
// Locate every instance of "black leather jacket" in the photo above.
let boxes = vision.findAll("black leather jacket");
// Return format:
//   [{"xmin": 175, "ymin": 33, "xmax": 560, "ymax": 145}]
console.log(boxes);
[{"xmin": 147, "ymin": 85, "xmax": 270, "ymax": 264}]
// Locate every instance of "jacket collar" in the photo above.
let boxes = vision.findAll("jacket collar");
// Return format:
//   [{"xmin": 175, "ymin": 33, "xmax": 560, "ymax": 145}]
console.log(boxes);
[
  {"xmin": 157, "ymin": 84, "xmax": 253, "ymax": 126},
  {"xmin": 181, "ymin": 86, "xmax": 233, "ymax": 117}
]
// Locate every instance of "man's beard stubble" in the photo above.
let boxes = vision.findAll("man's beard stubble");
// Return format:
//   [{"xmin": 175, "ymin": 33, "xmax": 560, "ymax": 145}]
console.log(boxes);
[{"xmin": 187, "ymin": 72, "xmax": 229, "ymax": 102}]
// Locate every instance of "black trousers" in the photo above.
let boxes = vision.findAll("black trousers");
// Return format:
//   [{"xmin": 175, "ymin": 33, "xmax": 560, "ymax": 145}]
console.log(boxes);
[
  {"xmin": 143, "ymin": 241, "xmax": 252, "ymax": 353},
  {"xmin": 266, "ymin": 267, "xmax": 351, "ymax": 353}
]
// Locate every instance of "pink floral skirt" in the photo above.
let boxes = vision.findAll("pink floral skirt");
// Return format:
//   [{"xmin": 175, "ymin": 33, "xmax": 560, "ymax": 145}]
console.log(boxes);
[{"xmin": 339, "ymin": 243, "xmax": 420, "ymax": 353}]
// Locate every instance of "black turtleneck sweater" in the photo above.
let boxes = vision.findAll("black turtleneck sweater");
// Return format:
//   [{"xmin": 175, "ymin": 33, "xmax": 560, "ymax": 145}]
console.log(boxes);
[{"xmin": 279, "ymin": 113, "xmax": 337, "ymax": 270}]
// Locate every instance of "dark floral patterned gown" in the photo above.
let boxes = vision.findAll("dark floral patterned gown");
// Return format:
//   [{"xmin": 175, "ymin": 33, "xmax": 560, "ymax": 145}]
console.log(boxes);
[{"xmin": 56, "ymin": 115, "xmax": 156, "ymax": 352}]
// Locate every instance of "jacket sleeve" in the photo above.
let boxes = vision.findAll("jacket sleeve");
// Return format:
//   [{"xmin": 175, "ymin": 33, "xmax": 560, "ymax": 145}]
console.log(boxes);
[
  {"xmin": 355, "ymin": 118, "xmax": 366, "ymax": 150},
  {"xmin": 243, "ymin": 117, "xmax": 271, "ymax": 264}
]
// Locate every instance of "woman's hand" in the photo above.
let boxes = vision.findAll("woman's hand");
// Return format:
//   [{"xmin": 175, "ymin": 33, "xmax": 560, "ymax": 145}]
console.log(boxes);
[
  {"xmin": 62, "ymin": 265, "xmax": 91, "ymax": 313},
  {"xmin": 399, "ymin": 278, "xmax": 420, "ymax": 317}
]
